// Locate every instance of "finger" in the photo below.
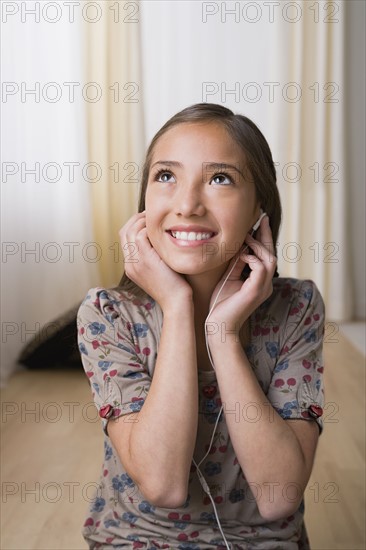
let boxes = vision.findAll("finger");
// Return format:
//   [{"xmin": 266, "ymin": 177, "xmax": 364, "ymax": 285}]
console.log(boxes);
[
  {"xmin": 245, "ymin": 232, "xmax": 276, "ymax": 271},
  {"xmin": 122, "ymin": 211, "xmax": 146, "ymax": 234},
  {"xmin": 243, "ymin": 246, "xmax": 277, "ymax": 279},
  {"xmin": 135, "ymin": 226, "xmax": 152, "ymax": 248},
  {"xmin": 240, "ymin": 253, "xmax": 268, "ymax": 289},
  {"xmin": 241, "ymin": 249, "xmax": 276, "ymax": 288},
  {"xmin": 125, "ymin": 225, "xmax": 152, "ymax": 260},
  {"xmin": 120, "ymin": 214, "xmax": 146, "ymax": 246},
  {"xmin": 221, "ymin": 248, "xmax": 247, "ymax": 281},
  {"xmin": 119, "ymin": 211, "xmax": 146, "ymax": 239},
  {"xmin": 241, "ymin": 252, "xmax": 274, "ymax": 301},
  {"xmin": 121, "ymin": 226, "xmax": 154, "ymax": 268}
]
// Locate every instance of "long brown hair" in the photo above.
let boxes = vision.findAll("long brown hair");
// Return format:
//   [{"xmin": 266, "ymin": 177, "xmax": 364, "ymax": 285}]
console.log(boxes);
[{"xmin": 116, "ymin": 103, "xmax": 281, "ymax": 294}]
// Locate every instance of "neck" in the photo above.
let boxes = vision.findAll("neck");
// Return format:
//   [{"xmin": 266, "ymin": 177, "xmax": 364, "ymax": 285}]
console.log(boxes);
[{"xmin": 184, "ymin": 264, "xmax": 228, "ymax": 323}]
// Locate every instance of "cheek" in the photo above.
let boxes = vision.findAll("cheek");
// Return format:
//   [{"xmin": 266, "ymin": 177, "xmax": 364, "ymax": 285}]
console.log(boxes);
[
  {"xmin": 223, "ymin": 210, "xmax": 247, "ymax": 238},
  {"xmin": 144, "ymin": 203, "xmax": 164, "ymax": 250},
  {"xmin": 144, "ymin": 190, "xmax": 156, "ymax": 233},
  {"xmin": 232, "ymin": 199, "xmax": 257, "ymax": 230},
  {"xmin": 145, "ymin": 214, "xmax": 156, "ymax": 244}
]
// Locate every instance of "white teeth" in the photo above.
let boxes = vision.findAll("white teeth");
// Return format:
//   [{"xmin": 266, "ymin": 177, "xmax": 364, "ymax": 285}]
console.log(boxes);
[{"xmin": 171, "ymin": 231, "xmax": 213, "ymax": 241}]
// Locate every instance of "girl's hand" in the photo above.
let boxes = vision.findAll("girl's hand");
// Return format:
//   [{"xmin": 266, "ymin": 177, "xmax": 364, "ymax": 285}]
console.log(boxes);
[
  {"xmin": 208, "ymin": 215, "xmax": 277, "ymax": 335},
  {"xmin": 119, "ymin": 212, "xmax": 193, "ymax": 310}
]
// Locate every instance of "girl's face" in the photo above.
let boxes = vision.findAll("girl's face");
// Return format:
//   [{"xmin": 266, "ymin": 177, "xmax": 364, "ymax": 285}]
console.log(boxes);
[{"xmin": 145, "ymin": 122, "xmax": 260, "ymax": 278}]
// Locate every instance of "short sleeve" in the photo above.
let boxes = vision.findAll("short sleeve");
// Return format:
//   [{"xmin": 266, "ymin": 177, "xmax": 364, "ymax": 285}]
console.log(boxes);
[
  {"xmin": 266, "ymin": 280, "xmax": 325, "ymax": 433},
  {"xmin": 76, "ymin": 288, "xmax": 153, "ymax": 436}
]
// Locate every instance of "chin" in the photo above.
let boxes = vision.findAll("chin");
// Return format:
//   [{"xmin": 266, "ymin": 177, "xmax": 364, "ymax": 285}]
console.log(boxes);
[
  {"xmin": 170, "ymin": 260, "xmax": 222, "ymax": 277},
  {"xmin": 157, "ymin": 247, "xmax": 223, "ymax": 277},
  {"xmin": 162, "ymin": 257, "xmax": 199, "ymax": 274},
  {"xmin": 169, "ymin": 264, "xmax": 202, "ymax": 276}
]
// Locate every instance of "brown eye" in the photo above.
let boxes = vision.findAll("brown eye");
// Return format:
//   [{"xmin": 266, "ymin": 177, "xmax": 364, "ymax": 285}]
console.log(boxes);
[
  {"xmin": 154, "ymin": 170, "xmax": 175, "ymax": 183},
  {"xmin": 211, "ymin": 173, "xmax": 233, "ymax": 186}
]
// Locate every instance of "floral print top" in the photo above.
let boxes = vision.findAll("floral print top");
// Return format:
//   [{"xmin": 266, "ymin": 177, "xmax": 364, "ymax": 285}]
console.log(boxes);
[{"xmin": 76, "ymin": 277, "xmax": 325, "ymax": 549}]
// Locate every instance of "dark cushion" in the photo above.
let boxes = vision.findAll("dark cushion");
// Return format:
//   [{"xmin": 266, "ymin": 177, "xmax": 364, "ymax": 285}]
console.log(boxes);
[{"xmin": 18, "ymin": 303, "xmax": 83, "ymax": 369}]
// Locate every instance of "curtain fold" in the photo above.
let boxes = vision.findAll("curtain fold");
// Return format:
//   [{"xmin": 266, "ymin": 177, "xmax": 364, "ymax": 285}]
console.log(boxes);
[
  {"xmin": 272, "ymin": 1, "xmax": 351, "ymax": 321},
  {"xmin": 83, "ymin": 5, "xmax": 145, "ymax": 288},
  {"xmin": 1, "ymin": 9, "xmax": 100, "ymax": 384}
]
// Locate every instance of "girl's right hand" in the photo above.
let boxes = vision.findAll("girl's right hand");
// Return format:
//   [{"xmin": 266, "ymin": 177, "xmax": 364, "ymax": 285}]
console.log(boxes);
[{"xmin": 119, "ymin": 211, "xmax": 193, "ymax": 310}]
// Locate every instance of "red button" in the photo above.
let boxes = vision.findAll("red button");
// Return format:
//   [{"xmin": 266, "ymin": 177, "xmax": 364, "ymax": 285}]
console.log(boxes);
[
  {"xmin": 99, "ymin": 404, "xmax": 114, "ymax": 419},
  {"xmin": 202, "ymin": 385, "xmax": 217, "ymax": 398},
  {"xmin": 308, "ymin": 404, "xmax": 323, "ymax": 418}
]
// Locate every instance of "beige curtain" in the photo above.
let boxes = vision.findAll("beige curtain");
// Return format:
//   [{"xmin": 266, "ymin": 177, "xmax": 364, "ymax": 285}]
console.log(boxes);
[
  {"xmin": 83, "ymin": 2, "xmax": 145, "ymax": 288},
  {"xmin": 272, "ymin": 1, "xmax": 351, "ymax": 321}
]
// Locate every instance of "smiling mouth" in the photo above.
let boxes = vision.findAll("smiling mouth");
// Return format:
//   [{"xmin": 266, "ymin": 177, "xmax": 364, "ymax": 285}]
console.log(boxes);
[{"xmin": 168, "ymin": 230, "xmax": 215, "ymax": 241}]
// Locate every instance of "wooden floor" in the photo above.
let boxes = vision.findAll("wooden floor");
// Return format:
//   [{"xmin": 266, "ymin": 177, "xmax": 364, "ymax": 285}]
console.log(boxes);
[{"xmin": 1, "ymin": 331, "xmax": 365, "ymax": 550}]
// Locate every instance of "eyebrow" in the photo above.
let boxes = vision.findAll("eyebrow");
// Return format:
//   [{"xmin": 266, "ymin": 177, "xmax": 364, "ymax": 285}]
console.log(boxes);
[
  {"xmin": 151, "ymin": 160, "xmax": 183, "ymax": 169},
  {"xmin": 151, "ymin": 160, "xmax": 245, "ymax": 179},
  {"xmin": 204, "ymin": 162, "xmax": 244, "ymax": 179}
]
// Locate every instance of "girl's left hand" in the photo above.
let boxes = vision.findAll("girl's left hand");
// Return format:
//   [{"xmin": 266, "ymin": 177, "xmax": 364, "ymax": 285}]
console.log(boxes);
[{"xmin": 208, "ymin": 215, "xmax": 277, "ymax": 335}]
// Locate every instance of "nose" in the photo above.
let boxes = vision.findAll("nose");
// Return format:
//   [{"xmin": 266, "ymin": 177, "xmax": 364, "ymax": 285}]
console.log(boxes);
[{"xmin": 173, "ymin": 180, "xmax": 206, "ymax": 217}]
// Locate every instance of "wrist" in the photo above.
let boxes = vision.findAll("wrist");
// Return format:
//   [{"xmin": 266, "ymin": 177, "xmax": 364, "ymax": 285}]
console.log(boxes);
[
  {"xmin": 206, "ymin": 318, "xmax": 241, "ymax": 343},
  {"xmin": 206, "ymin": 317, "xmax": 250, "ymax": 351},
  {"xmin": 207, "ymin": 333, "xmax": 243, "ymax": 354},
  {"xmin": 208, "ymin": 337, "xmax": 248, "ymax": 370},
  {"xmin": 161, "ymin": 294, "xmax": 194, "ymax": 317}
]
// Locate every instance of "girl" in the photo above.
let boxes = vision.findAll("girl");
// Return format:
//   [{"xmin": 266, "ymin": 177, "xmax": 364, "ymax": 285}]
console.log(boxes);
[{"xmin": 77, "ymin": 103, "xmax": 325, "ymax": 549}]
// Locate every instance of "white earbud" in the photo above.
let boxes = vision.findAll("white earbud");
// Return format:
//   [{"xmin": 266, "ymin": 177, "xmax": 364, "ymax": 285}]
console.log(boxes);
[{"xmin": 252, "ymin": 208, "xmax": 267, "ymax": 232}]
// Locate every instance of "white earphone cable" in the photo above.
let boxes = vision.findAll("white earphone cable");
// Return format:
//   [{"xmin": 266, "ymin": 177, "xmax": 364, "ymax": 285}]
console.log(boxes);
[
  {"xmin": 192, "ymin": 407, "xmax": 232, "ymax": 549},
  {"xmin": 204, "ymin": 244, "xmax": 249, "ymax": 373},
  {"xmin": 193, "ymin": 253, "xmax": 245, "ymax": 550}
]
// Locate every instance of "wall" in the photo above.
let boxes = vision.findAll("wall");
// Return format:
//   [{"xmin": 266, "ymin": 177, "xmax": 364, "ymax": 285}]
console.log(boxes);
[{"xmin": 345, "ymin": 0, "xmax": 366, "ymax": 319}]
